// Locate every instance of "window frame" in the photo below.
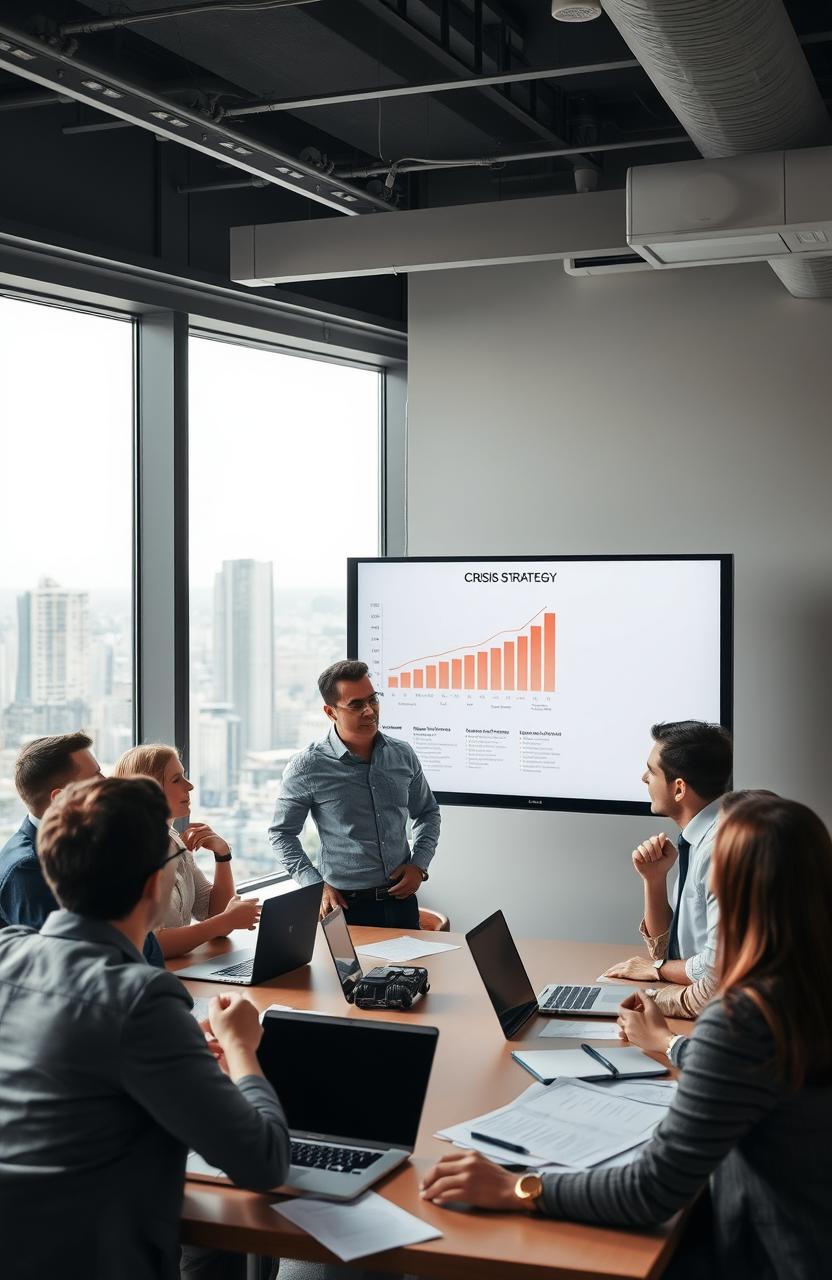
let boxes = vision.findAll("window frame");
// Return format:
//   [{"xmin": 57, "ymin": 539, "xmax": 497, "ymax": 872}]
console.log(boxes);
[{"xmin": 2, "ymin": 251, "xmax": 405, "ymax": 894}]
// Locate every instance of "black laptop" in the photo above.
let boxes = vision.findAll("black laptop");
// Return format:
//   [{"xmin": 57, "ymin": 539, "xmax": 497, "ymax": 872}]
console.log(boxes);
[{"xmin": 175, "ymin": 881, "xmax": 323, "ymax": 985}]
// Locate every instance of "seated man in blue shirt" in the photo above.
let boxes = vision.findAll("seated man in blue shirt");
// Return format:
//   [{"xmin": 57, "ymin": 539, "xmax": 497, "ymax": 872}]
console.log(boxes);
[
  {"xmin": 269, "ymin": 660, "xmax": 441, "ymax": 927},
  {"xmin": 0, "ymin": 731, "xmax": 164, "ymax": 967},
  {"xmin": 0, "ymin": 774, "xmax": 289, "ymax": 1280}
]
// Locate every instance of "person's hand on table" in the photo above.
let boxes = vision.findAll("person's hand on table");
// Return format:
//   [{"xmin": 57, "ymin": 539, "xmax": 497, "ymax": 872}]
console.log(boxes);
[
  {"xmin": 205, "ymin": 992, "xmax": 262, "ymax": 1065},
  {"xmin": 320, "ymin": 882, "xmax": 347, "ymax": 919},
  {"xmin": 421, "ymin": 1151, "xmax": 530, "ymax": 1211},
  {"xmin": 617, "ymin": 991, "xmax": 672, "ymax": 1054},
  {"xmin": 181, "ymin": 822, "xmax": 231, "ymax": 857},
  {"xmin": 632, "ymin": 832, "xmax": 677, "ymax": 883},
  {"xmin": 219, "ymin": 894, "xmax": 261, "ymax": 933},
  {"xmin": 603, "ymin": 954, "xmax": 659, "ymax": 981},
  {"xmin": 387, "ymin": 862, "xmax": 423, "ymax": 899}
]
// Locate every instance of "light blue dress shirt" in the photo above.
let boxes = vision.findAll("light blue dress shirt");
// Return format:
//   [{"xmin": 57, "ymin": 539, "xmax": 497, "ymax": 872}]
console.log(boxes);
[
  {"xmin": 675, "ymin": 796, "xmax": 721, "ymax": 981},
  {"xmin": 269, "ymin": 727, "xmax": 441, "ymax": 890}
]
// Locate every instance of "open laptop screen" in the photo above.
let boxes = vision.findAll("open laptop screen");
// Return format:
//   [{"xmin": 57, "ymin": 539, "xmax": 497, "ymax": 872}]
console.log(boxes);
[
  {"xmin": 258, "ymin": 1011, "xmax": 438, "ymax": 1148},
  {"xmin": 466, "ymin": 910, "xmax": 539, "ymax": 1039},
  {"xmin": 321, "ymin": 908, "xmax": 363, "ymax": 998}
]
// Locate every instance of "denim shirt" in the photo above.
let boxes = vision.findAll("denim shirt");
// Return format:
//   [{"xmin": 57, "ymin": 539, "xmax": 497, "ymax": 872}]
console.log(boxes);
[{"xmin": 268, "ymin": 727, "xmax": 441, "ymax": 890}]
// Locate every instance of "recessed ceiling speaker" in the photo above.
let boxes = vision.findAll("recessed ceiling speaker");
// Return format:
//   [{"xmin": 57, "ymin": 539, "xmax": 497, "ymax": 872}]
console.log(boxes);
[{"xmin": 551, "ymin": 2, "xmax": 603, "ymax": 19}]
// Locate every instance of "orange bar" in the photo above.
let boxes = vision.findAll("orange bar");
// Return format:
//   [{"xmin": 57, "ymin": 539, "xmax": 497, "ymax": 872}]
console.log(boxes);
[
  {"xmin": 530, "ymin": 625, "xmax": 542, "ymax": 690},
  {"xmin": 400, "ymin": 672, "xmax": 411, "ymax": 688},
  {"xmin": 388, "ymin": 675, "xmax": 399, "ymax": 687},
  {"xmin": 464, "ymin": 655, "xmax": 475, "ymax": 689},
  {"xmin": 413, "ymin": 669, "xmax": 424, "ymax": 688},
  {"xmin": 451, "ymin": 658, "xmax": 463, "ymax": 689},
  {"xmin": 439, "ymin": 661, "xmax": 450, "ymax": 688},
  {"xmin": 426, "ymin": 665, "xmax": 437, "ymax": 688},
  {"xmin": 490, "ymin": 647, "xmax": 502, "ymax": 691},
  {"xmin": 544, "ymin": 612, "xmax": 556, "ymax": 691},
  {"xmin": 517, "ymin": 635, "xmax": 528, "ymax": 690},
  {"xmin": 477, "ymin": 651, "xmax": 488, "ymax": 689},
  {"xmin": 503, "ymin": 641, "xmax": 515, "ymax": 690}
]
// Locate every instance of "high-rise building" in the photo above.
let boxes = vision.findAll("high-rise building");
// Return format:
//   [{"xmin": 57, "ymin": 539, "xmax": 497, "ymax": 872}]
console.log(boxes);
[
  {"xmin": 212, "ymin": 559, "xmax": 274, "ymax": 754},
  {"xmin": 197, "ymin": 703, "xmax": 241, "ymax": 809},
  {"xmin": 16, "ymin": 578, "xmax": 89, "ymax": 704}
]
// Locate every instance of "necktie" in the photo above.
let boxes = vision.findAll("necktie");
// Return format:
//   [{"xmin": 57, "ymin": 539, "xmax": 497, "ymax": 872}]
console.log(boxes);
[{"xmin": 666, "ymin": 835, "xmax": 691, "ymax": 961}]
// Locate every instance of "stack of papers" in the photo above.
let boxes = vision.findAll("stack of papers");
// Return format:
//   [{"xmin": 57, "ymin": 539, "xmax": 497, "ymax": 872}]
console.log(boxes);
[
  {"xmin": 273, "ymin": 1191, "xmax": 441, "ymax": 1261},
  {"xmin": 356, "ymin": 936, "xmax": 459, "ymax": 963},
  {"xmin": 437, "ymin": 1077, "xmax": 668, "ymax": 1169},
  {"xmin": 538, "ymin": 1019, "xmax": 622, "ymax": 1040}
]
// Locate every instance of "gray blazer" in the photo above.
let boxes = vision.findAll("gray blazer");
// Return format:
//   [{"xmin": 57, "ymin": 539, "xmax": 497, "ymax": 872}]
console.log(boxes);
[
  {"xmin": 0, "ymin": 911, "xmax": 290, "ymax": 1280},
  {"xmin": 541, "ymin": 995, "xmax": 832, "ymax": 1279}
]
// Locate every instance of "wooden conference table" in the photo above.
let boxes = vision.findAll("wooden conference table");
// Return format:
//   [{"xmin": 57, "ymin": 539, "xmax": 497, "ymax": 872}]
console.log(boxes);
[{"xmin": 173, "ymin": 927, "xmax": 690, "ymax": 1280}]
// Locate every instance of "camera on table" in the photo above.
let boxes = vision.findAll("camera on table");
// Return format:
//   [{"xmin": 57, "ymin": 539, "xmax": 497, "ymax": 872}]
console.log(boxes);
[{"xmin": 351, "ymin": 965, "xmax": 430, "ymax": 1010}]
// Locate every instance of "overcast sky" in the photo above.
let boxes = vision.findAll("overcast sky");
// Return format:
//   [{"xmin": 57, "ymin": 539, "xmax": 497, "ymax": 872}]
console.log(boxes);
[{"xmin": 0, "ymin": 297, "xmax": 379, "ymax": 593}]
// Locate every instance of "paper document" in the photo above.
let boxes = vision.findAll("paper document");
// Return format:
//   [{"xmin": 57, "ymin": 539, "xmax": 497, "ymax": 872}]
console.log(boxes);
[
  {"xmin": 273, "ymin": 1191, "xmax": 441, "ymax": 1262},
  {"xmin": 356, "ymin": 936, "xmax": 459, "ymax": 963},
  {"xmin": 594, "ymin": 1078, "xmax": 678, "ymax": 1107},
  {"xmin": 260, "ymin": 1003, "xmax": 334, "ymax": 1021},
  {"xmin": 439, "ymin": 1078, "xmax": 665, "ymax": 1170},
  {"xmin": 190, "ymin": 997, "xmax": 212, "ymax": 1023},
  {"xmin": 187, "ymin": 1151, "xmax": 228, "ymax": 1179},
  {"xmin": 539, "ymin": 1019, "xmax": 624, "ymax": 1041}
]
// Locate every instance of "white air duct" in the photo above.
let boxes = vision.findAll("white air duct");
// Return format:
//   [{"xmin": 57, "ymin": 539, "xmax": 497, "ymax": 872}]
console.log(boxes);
[{"xmin": 601, "ymin": 0, "xmax": 832, "ymax": 297}]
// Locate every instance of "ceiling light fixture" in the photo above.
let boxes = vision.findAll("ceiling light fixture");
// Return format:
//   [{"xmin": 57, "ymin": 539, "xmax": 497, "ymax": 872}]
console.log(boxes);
[
  {"xmin": 0, "ymin": 40, "xmax": 38, "ymax": 59},
  {"xmin": 551, "ymin": 3, "xmax": 602, "ymax": 20}
]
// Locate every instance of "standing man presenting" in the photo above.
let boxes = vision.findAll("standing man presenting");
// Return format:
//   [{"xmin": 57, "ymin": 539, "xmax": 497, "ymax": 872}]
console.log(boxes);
[
  {"xmin": 603, "ymin": 720, "xmax": 733, "ymax": 990},
  {"xmin": 269, "ymin": 660, "xmax": 440, "ymax": 927}
]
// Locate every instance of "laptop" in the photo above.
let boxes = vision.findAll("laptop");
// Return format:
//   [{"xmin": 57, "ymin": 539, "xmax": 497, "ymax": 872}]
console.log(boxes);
[
  {"xmin": 467, "ymin": 910, "xmax": 636, "ymax": 1038},
  {"xmin": 321, "ymin": 906, "xmax": 426, "ymax": 1002},
  {"xmin": 175, "ymin": 881, "xmax": 323, "ymax": 985},
  {"xmin": 258, "ymin": 1009, "xmax": 438, "ymax": 1199}
]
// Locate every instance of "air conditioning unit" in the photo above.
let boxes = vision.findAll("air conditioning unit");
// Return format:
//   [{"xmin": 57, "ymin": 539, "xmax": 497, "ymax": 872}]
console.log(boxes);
[{"xmin": 627, "ymin": 146, "xmax": 832, "ymax": 268}]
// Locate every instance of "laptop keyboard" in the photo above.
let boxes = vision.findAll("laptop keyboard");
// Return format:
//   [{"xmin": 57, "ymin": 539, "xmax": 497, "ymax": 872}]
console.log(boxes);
[
  {"xmin": 213, "ymin": 959, "xmax": 254, "ymax": 978},
  {"xmin": 542, "ymin": 984, "xmax": 600, "ymax": 1011},
  {"xmin": 291, "ymin": 1141, "xmax": 384, "ymax": 1175}
]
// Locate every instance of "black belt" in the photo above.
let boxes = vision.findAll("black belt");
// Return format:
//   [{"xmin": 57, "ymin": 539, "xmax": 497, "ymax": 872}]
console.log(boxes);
[{"xmin": 342, "ymin": 885, "xmax": 392, "ymax": 901}]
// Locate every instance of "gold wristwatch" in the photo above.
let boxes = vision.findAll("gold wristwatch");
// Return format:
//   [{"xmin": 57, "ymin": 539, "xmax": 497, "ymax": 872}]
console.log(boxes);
[{"xmin": 514, "ymin": 1172, "xmax": 544, "ymax": 1211}]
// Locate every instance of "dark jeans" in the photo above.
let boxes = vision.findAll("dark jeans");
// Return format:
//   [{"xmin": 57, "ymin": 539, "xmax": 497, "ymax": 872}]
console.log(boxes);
[{"xmin": 342, "ymin": 894, "xmax": 420, "ymax": 929}]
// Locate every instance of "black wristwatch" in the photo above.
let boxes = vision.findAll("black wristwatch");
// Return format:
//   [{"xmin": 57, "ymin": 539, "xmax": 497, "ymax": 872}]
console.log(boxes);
[{"xmin": 214, "ymin": 850, "xmax": 233, "ymax": 863}]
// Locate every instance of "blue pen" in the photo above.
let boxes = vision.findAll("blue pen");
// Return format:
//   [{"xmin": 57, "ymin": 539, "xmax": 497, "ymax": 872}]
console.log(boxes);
[{"xmin": 580, "ymin": 1042, "xmax": 620, "ymax": 1078}]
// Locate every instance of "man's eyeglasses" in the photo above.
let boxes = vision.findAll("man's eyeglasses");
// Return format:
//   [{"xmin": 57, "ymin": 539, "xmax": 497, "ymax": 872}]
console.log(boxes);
[{"xmin": 335, "ymin": 692, "xmax": 383, "ymax": 713}]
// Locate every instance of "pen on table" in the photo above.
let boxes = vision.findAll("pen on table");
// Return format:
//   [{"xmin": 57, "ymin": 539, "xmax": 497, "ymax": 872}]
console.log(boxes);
[
  {"xmin": 580, "ymin": 1042, "xmax": 620, "ymax": 1077},
  {"xmin": 469, "ymin": 1131, "xmax": 529, "ymax": 1155}
]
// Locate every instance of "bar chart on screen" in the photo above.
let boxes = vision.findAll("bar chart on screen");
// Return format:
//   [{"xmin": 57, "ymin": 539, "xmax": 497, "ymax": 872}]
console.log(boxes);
[
  {"xmin": 386, "ymin": 606, "xmax": 557, "ymax": 694},
  {"xmin": 351, "ymin": 556, "xmax": 727, "ymax": 808}
]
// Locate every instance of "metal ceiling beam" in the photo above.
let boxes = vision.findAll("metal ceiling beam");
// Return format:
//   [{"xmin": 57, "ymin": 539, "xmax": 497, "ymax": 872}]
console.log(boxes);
[
  {"xmin": 225, "ymin": 57, "xmax": 642, "ymax": 116},
  {"xmin": 59, "ymin": 0, "xmax": 322, "ymax": 37},
  {"xmin": 0, "ymin": 21, "xmax": 390, "ymax": 215}
]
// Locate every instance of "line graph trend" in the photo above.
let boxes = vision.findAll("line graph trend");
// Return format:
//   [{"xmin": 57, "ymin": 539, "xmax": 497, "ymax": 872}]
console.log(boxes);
[
  {"xmin": 387, "ymin": 606, "xmax": 556, "ymax": 693},
  {"xmin": 389, "ymin": 605, "xmax": 548, "ymax": 672}
]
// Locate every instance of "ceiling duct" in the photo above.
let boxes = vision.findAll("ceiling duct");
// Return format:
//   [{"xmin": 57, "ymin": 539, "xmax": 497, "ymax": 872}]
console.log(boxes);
[{"xmin": 601, "ymin": 0, "xmax": 832, "ymax": 298}]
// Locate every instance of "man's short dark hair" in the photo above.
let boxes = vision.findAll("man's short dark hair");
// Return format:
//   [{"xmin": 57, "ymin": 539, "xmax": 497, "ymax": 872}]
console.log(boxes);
[
  {"xmin": 651, "ymin": 720, "xmax": 733, "ymax": 802},
  {"xmin": 318, "ymin": 660, "xmax": 369, "ymax": 707},
  {"xmin": 38, "ymin": 776, "xmax": 170, "ymax": 920},
  {"xmin": 14, "ymin": 732, "xmax": 93, "ymax": 815}
]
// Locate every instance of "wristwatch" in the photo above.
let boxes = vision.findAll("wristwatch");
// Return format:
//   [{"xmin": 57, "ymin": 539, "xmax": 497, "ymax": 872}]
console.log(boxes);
[
  {"xmin": 654, "ymin": 957, "xmax": 666, "ymax": 977},
  {"xmin": 416, "ymin": 866, "xmax": 429, "ymax": 882},
  {"xmin": 514, "ymin": 1172, "xmax": 544, "ymax": 1212},
  {"xmin": 666, "ymin": 1033, "xmax": 684, "ymax": 1062},
  {"xmin": 214, "ymin": 848, "xmax": 233, "ymax": 863}
]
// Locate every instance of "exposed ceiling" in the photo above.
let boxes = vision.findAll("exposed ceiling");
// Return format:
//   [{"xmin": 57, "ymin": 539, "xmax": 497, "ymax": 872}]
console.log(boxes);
[{"xmin": 1, "ymin": 0, "xmax": 830, "ymax": 213}]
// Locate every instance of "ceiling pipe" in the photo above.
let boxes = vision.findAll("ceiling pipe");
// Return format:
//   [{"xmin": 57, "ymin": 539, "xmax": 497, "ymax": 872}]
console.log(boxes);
[
  {"xmin": 337, "ymin": 133, "xmax": 689, "ymax": 180},
  {"xmin": 225, "ymin": 58, "xmax": 642, "ymax": 116},
  {"xmin": 0, "ymin": 89, "xmax": 71, "ymax": 111},
  {"xmin": 59, "ymin": 0, "xmax": 322, "ymax": 37},
  {"xmin": 177, "ymin": 176, "xmax": 268, "ymax": 193},
  {"xmin": 600, "ymin": 0, "xmax": 832, "ymax": 298}
]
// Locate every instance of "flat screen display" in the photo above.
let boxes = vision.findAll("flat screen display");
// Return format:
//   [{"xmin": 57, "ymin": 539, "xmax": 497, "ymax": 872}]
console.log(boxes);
[
  {"xmin": 258, "ymin": 1012, "xmax": 438, "ymax": 1147},
  {"xmin": 347, "ymin": 555, "xmax": 732, "ymax": 814}
]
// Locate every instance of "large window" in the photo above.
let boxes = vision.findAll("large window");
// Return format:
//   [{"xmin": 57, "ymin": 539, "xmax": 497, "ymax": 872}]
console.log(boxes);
[
  {"xmin": 188, "ymin": 335, "xmax": 381, "ymax": 884},
  {"xmin": 0, "ymin": 296, "xmax": 135, "ymax": 843}
]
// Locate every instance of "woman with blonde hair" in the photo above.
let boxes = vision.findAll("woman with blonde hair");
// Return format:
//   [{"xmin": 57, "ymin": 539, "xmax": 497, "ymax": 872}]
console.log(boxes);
[
  {"xmin": 421, "ymin": 794, "xmax": 832, "ymax": 1278},
  {"xmin": 113, "ymin": 744, "xmax": 260, "ymax": 959}
]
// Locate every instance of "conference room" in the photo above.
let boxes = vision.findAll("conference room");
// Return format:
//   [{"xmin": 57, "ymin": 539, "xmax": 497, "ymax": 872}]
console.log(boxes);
[{"xmin": 0, "ymin": 2, "xmax": 831, "ymax": 1278}]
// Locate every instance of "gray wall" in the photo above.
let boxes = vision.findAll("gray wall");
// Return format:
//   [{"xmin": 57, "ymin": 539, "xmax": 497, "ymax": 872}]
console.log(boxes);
[{"xmin": 406, "ymin": 259, "xmax": 832, "ymax": 943}]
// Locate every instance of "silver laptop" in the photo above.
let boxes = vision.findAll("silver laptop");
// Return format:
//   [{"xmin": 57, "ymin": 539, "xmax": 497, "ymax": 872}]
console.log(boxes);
[
  {"xmin": 467, "ymin": 910, "xmax": 635, "ymax": 1038},
  {"xmin": 175, "ymin": 881, "xmax": 323, "ymax": 985},
  {"xmin": 259, "ymin": 1009, "xmax": 438, "ymax": 1199}
]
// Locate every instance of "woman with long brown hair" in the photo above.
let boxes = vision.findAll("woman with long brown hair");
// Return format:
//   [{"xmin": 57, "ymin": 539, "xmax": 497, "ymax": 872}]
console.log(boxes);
[
  {"xmin": 421, "ymin": 794, "xmax": 832, "ymax": 1277},
  {"xmin": 113, "ymin": 744, "xmax": 260, "ymax": 958}
]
